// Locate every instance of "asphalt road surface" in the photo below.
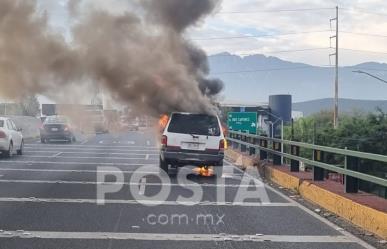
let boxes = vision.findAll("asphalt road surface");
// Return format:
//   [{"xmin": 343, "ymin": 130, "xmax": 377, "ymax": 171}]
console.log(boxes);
[{"xmin": 0, "ymin": 130, "xmax": 375, "ymax": 249}]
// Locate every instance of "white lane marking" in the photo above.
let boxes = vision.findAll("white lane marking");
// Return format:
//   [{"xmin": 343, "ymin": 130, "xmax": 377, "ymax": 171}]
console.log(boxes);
[
  {"xmin": 25, "ymin": 145, "xmax": 158, "ymax": 149},
  {"xmin": 225, "ymin": 160, "xmax": 376, "ymax": 249},
  {"xmin": 0, "ymin": 198, "xmax": 296, "ymax": 207},
  {"xmin": 20, "ymin": 155, "xmax": 158, "ymax": 161},
  {"xmin": 98, "ymin": 141, "xmax": 104, "ymax": 144},
  {"xmin": 25, "ymin": 148, "xmax": 159, "ymax": 152},
  {"xmin": 24, "ymin": 151, "xmax": 159, "ymax": 156},
  {"xmin": 51, "ymin": 152, "xmax": 62, "ymax": 158},
  {"xmin": 146, "ymin": 140, "xmax": 150, "ymax": 146},
  {"xmin": 0, "ymin": 179, "xmax": 268, "ymax": 188},
  {"xmin": 0, "ymin": 168, "xmax": 243, "ymax": 177},
  {"xmin": 2, "ymin": 161, "xmax": 157, "ymax": 166},
  {"xmin": 0, "ymin": 231, "xmax": 351, "ymax": 243},
  {"xmin": 145, "ymin": 154, "xmax": 150, "ymax": 160},
  {"xmin": 139, "ymin": 178, "xmax": 146, "ymax": 195},
  {"xmin": 80, "ymin": 140, "xmax": 88, "ymax": 145},
  {"xmin": 0, "ymin": 168, "xmax": 161, "ymax": 174},
  {"xmin": 128, "ymin": 141, "xmax": 135, "ymax": 145}
]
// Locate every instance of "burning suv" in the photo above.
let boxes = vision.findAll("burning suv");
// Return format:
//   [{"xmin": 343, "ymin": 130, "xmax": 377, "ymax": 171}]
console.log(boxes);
[{"xmin": 159, "ymin": 112, "xmax": 226, "ymax": 175}]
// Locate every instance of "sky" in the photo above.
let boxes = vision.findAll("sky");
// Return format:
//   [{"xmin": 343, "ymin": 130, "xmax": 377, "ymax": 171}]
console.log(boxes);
[{"xmin": 37, "ymin": 0, "xmax": 387, "ymax": 67}]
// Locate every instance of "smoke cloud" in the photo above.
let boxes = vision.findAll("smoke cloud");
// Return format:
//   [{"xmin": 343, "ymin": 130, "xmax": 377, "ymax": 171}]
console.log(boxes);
[{"xmin": 0, "ymin": 0, "xmax": 224, "ymax": 116}]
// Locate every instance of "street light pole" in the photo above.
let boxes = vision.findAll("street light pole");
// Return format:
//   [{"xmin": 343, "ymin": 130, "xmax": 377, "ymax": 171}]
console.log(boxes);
[
  {"xmin": 263, "ymin": 110, "xmax": 284, "ymax": 165},
  {"xmin": 353, "ymin": 70, "xmax": 387, "ymax": 84}
]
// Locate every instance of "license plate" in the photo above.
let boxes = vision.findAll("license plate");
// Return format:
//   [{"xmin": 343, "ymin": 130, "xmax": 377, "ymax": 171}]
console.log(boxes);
[
  {"xmin": 51, "ymin": 128, "xmax": 59, "ymax": 131},
  {"xmin": 187, "ymin": 143, "xmax": 200, "ymax": 150}
]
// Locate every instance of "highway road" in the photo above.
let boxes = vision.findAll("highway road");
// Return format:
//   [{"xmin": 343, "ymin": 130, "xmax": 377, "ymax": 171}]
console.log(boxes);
[{"xmin": 0, "ymin": 130, "xmax": 375, "ymax": 249}]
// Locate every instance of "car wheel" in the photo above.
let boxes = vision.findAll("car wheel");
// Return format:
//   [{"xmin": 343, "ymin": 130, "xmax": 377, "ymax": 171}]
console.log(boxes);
[
  {"xmin": 4, "ymin": 142, "xmax": 13, "ymax": 158},
  {"xmin": 72, "ymin": 136, "xmax": 76, "ymax": 143},
  {"xmin": 17, "ymin": 140, "xmax": 24, "ymax": 155},
  {"xmin": 159, "ymin": 157, "xmax": 168, "ymax": 174},
  {"xmin": 41, "ymin": 138, "xmax": 46, "ymax": 143}
]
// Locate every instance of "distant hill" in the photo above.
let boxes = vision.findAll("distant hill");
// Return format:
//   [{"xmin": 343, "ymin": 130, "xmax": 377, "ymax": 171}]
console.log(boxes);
[
  {"xmin": 293, "ymin": 98, "xmax": 387, "ymax": 116},
  {"xmin": 208, "ymin": 52, "xmax": 387, "ymax": 103}
]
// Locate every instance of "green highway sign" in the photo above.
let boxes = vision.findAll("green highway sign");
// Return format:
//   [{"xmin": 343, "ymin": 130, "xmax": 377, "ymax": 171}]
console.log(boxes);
[{"xmin": 227, "ymin": 112, "xmax": 257, "ymax": 134}]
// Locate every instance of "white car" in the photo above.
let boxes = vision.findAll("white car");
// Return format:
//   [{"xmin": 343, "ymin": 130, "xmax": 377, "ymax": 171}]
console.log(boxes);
[
  {"xmin": 160, "ymin": 112, "xmax": 226, "ymax": 175},
  {"xmin": 0, "ymin": 117, "xmax": 24, "ymax": 158}
]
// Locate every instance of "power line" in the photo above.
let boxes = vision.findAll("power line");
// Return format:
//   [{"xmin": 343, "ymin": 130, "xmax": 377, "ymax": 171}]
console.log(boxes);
[
  {"xmin": 210, "ymin": 65, "xmax": 333, "ymax": 75},
  {"xmin": 340, "ymin": 48, "xmax": 387, "ymax": 55},
  {"xmin": 340, "ymin": 7, "xmax": 387, "ymax": 17},
  {"xmin": 341, "ymin": 31, "xmax": 387, "ymax": 39},
  {"xmin": 209, "ymin": 47, "xmax": 332, "ymax": 57},
  {"xmin": 190, "ymin": 30, "xmax": 332, "ymax": 41},
  {"xmin": 217, "ymin": 7, "xmax": 335, "ymax": 14}
]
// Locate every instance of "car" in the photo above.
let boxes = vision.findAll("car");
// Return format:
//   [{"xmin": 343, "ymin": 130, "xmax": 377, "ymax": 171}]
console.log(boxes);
[
  {"xmin": 159, "ymin": 112, "xmax": 226, "ymax": 175},
  {"xmin": 40, "ymin": 115, "xmax": 76, "ymax": 143},
  {"xmin": 0, "ymin": 117, "xmax": 24, "ymax": 158}
]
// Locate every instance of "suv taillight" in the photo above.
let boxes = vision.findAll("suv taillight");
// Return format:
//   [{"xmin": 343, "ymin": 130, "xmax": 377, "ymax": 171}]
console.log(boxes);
[
  {"xmin": 0, "ymin": 131, "xmax": 6, "ymax": 138},
  {"xmin": 161, "ymin": 135, "xmax": 167, "ymax": 146},
  {"xmin": 219, "ymin": 139, "xmax": 226, "ymax": 151}
]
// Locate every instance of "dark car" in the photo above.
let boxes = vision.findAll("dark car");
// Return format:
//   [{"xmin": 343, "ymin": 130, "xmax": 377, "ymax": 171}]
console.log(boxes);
[{"xmin": 40, "ymin": 116, "xmax": 76, "ymax": 143}]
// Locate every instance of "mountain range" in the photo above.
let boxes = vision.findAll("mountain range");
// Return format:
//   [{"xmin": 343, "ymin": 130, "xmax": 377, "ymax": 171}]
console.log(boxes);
[{"xmin": 208, "ymin": 52, "xmax": 387, "ymax": 106}]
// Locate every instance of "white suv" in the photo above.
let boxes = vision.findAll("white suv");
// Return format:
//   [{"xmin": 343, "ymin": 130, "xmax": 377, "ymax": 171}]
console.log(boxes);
[{"xmin": 160, "ymin": 113, "xmax": 225, "ymax": 175}]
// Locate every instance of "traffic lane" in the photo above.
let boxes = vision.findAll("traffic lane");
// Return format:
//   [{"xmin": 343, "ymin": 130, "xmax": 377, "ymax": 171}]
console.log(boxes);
[
  {"xmin": 0, "ymin": 182, "xmax": 288, "ymax": 204},
  {"xmin": 0, "ymin": 239, "xmax": 368, "ymax": 249},
  {"xmin": 0, "ymin": 202, "xmax": 340, "ymax": 236}
]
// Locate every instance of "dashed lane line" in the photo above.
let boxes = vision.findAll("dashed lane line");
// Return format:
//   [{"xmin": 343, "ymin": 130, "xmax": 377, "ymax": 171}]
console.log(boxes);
[
  {"xmin": 0, "ymin": 231, "xmax": 351, "ymax": 243},
  {"xmin": 23, "ymin": 151, "xmax": 159, "ymax": 156},
  {"xmin": 19, "ymin": 155, "xmax": 158, "ymax": 161},
  {"xmin": 0, "ymin": 197, "xmax": 295, "ymax": 207},
  {"xmin": 51, "ymin": 152, "xmax": 62, "ymax": 158},
  {"xmin": 0, "ymin": 179, "xmax": 265, "ymax": 188},
  {"xmin": 24, "ymin": 148, "xmax": 159, "ymax": 152},
  {"xmin": 138, "ymin": 178, "xmax": 146, "ymax": 195},
  {"xmin": 0, "ymin": 161, "xmax": 157, "ymax": 166}
]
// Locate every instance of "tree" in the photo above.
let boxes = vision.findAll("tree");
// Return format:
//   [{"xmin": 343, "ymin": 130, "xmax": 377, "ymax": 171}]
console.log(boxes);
[{"xmin": 20, "ymin": 95, "xmax": 40, "ymax": 117}]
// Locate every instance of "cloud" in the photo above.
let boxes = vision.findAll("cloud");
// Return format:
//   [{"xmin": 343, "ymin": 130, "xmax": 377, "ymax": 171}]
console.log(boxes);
[{"xmin": 188, "ymin": 0, "xmax": 387, "ymax": 66}]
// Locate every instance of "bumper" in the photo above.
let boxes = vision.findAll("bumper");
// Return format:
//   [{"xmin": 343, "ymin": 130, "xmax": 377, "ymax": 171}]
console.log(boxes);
[
  {"xmin": 40, "ymin": 132, "xmax": 72, "ymax": 140},
  {"xmin": 161, "ymin": 149, "xmax": 224, "ymax": 167},
  {"xmin": 0, "ymin": 140, "xmax": 9, "ymax": 151}
]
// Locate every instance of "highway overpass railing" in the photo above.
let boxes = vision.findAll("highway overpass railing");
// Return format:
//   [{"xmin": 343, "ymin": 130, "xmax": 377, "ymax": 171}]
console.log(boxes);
[{"xmin": 227, "ymin": 130, "xmax": 387, "ymax": 194}]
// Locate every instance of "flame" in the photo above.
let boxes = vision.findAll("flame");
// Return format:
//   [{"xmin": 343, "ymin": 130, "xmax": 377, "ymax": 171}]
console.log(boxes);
[
  {"xmin": 193, "ymin": 166, "xmax": 214, "ymax": 177},
  {"xmin": 158, "ymin": 114, "xmax": 169, "ymax": 131}
]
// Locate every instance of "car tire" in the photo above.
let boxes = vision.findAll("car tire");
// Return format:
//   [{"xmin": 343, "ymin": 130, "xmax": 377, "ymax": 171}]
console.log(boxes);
[
  {"xmin": 72, "ymin": 136, "xmax": 76, "ymax": 143},
  {"xmin": 17, "ymin": 140, "xmax": 24, "ymax": 155},
  {"xmin": 159, "ymin": 157, "xmax": 168, "ymax": 174},
  {"xmin": 4, "ymin": 142, "xmax": 13, "ymax": 158},
  {"xmin": 41, "ymin": 138, "xmax": 46, "ymax": 144}
]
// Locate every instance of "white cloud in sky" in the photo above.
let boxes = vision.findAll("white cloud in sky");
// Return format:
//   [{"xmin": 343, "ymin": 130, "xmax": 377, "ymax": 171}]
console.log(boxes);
[{"xmin": 37, "ymin": 0, "xmax": 387, "ymax": 66}]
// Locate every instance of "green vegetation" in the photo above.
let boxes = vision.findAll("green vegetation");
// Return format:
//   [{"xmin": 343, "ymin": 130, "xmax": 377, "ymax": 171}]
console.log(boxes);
[{"xmin": 287, "ymin": 110, "xmax": 387, "ymax": 198}]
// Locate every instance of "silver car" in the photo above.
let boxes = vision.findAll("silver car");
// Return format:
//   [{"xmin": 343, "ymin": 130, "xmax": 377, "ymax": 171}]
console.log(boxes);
[{"xmin": 0, "ymin": 117, "xmax": 24, "ymax": 158}]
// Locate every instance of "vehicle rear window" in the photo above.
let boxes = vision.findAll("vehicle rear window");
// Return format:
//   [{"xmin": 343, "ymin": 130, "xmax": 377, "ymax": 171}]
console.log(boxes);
[
  {"xmin": 0, "ymin": 120, "xmax": 3, "ymax": 127},
  {"xmin": 167, "ymin": 113, "xmax": 220, "ymax": 136},
  {"xmin": 45, "ymin": 116, "xmax": 68, "ymax": 124}
]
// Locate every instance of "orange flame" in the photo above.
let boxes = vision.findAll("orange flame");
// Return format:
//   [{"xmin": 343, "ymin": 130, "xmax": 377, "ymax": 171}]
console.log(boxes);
[
  {"xmin": 159, "ymin": 114, "xmax": 169, "ymax": 131},
  {"xmin": 193, "ymin": 166, "xmax": 214, "ymax": 177}
]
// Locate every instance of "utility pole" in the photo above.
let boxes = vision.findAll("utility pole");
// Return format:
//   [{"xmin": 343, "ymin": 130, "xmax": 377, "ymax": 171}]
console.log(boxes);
[{"xmin": 330, "ymin": 6, "xmax": 339, "ymax": 129}]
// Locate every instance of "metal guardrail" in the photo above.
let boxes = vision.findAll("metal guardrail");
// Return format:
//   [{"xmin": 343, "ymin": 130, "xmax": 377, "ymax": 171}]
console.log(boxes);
[{"xmin": 227, "ymin": 130, "xmax": 387, "ymax": 192}]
